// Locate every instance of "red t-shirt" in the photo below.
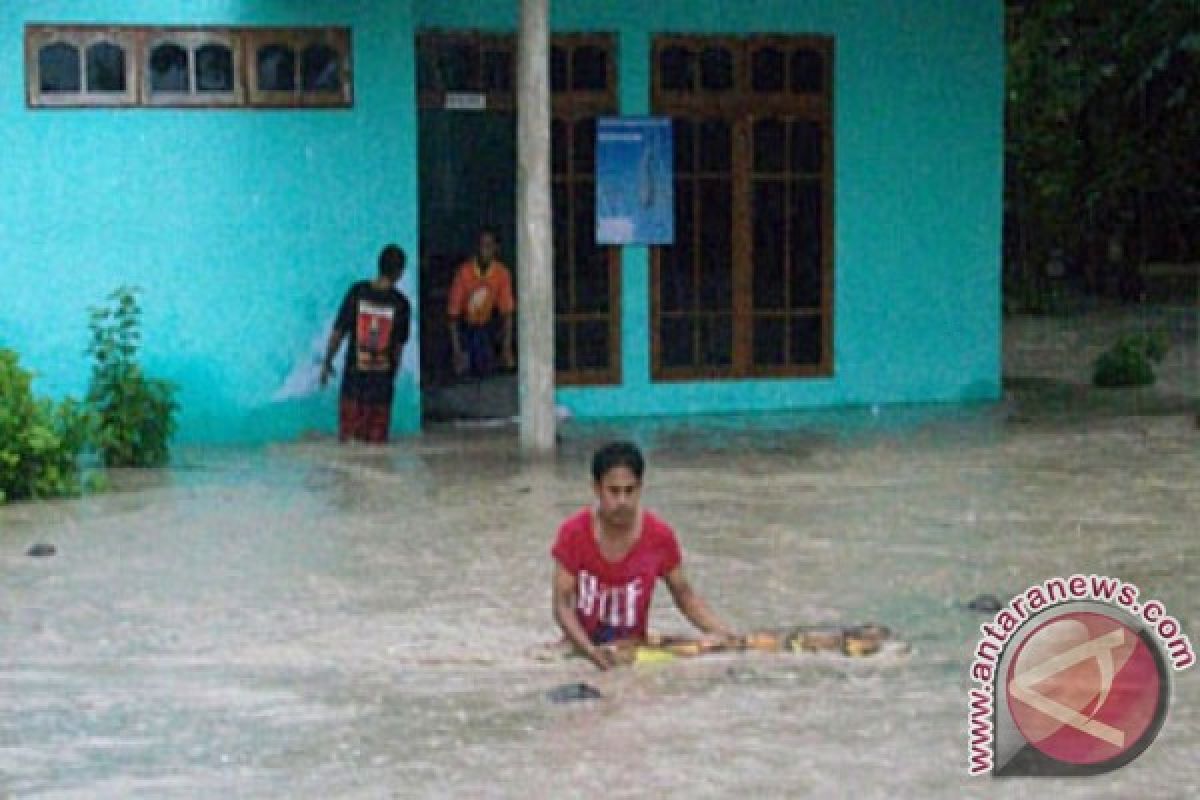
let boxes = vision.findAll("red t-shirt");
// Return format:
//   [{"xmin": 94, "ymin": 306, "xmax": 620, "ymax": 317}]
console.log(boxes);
[{"xmin": 551, "ymin": 507, "xmax": 683, "ymax": 643}]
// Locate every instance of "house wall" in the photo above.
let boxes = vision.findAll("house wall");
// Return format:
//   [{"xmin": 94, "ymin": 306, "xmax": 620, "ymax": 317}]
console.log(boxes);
[
  {"xmin": 0, "ymin": 0, "xmax": 1005, "ymax": 444},
  {"xmin": 1, "ymin": 1, "xmax": 420, "ymax": 443},
  {"xmin": 418, "ymin": 0, "xmax": 1005, "ymax": 417}
]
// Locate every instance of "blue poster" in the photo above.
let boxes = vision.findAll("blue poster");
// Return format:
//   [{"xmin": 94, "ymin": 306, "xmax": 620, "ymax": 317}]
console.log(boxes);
[{"xmin": 596, "ymin": 117, "xmax": 674, "ymax": 245}]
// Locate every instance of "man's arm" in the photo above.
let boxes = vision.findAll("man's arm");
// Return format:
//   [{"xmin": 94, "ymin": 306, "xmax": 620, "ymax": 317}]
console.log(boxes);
[
  {"xmin": 322, "ymin": 287, "xmax": 357, "ymax": 386},
  {"xmin": 664, "ymin": 566, "xmax": 735, "ymax": 638},
  {"xmin": 319, "ymin": 326, "xmax": 347, "ymax": 387},
  {"xmin": 552, "ymin": 563, "xmax": 615, "ymax": 670},
  {"xmin": 390, "ymin": 297, "xmax": 411, "ymax": 370}
]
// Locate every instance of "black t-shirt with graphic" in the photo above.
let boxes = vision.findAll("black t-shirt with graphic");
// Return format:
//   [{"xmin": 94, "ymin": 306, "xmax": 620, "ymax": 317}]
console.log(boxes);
[{"xmin": 334, "ymin": 280, "xmax": 411, "ymax": 404}]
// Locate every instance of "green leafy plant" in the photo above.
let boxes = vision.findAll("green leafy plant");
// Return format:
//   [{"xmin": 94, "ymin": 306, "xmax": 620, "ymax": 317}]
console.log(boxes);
[
  {"xmin": 1092, "ymin": 330, "xmax": 1170, "ymax": 387},
  {"xmin": 86, "ymin": 287, "xmax": 178, "ymax": 467},
  {"xmin": 0, "ymin": 348, "xmax": 89, "ymax": 503}
]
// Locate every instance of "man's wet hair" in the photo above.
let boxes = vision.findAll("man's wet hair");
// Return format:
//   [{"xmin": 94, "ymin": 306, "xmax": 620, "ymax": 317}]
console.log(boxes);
[
  {"xmin": 378, "ymin": 244, "xmax": 406, "ymax": 279},
  {"xmin": 479, "ymin": 226, "xmax": 500, "ymax": 244},
  {"xmin": 591, "ymin": 441, "xmax": 645, "ymax": 483}
]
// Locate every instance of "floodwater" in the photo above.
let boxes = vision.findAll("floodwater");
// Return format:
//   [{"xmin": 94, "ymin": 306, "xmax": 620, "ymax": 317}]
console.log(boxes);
[{"xmin": 2, "ymin": 306, "xmax": 1197, "ymax": 799}]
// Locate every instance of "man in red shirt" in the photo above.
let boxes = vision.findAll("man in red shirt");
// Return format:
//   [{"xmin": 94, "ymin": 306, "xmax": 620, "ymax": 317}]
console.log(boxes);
[
  {"xmin": 551, "ymin": 441, "xmax": 735, "ymax": 669},
  {"xmin": 447, "ymin": 228, "xmax": 515, "ymax": 378}
]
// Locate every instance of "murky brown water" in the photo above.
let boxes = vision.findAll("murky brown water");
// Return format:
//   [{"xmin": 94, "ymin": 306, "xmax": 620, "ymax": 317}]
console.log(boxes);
[{"xmin": 2, "ymin": 307, "xmax": 1197, "ymax": 798}]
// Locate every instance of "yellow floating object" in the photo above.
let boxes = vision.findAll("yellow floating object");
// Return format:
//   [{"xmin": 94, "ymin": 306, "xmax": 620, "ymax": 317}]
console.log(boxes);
[{"xmin": 634, "ymin": 647, "xmax": 677, "ymax": 664}]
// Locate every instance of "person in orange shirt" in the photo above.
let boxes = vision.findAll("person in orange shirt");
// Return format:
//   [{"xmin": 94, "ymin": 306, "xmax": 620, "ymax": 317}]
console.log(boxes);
[{"xmin": 447, "ymin": 228, "xmax": 515, "ymax": 377}]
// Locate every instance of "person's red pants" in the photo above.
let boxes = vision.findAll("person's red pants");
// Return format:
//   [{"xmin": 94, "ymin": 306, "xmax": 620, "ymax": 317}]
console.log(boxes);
[{"xmin": 338, "ymin": 397, "xmax": 391, "ymax": 443}]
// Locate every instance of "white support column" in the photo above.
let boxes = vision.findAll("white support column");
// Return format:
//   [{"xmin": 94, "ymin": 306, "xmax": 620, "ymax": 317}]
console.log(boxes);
[{"xmin": 516, "ymin": 0, "xmax": 556, "ymax": 454}]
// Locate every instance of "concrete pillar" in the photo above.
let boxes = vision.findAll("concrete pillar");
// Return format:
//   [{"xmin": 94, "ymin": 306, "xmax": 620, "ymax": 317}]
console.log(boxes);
[{"xmin": 516, "ymin": 0, "xmax": 556, "ymax": 454}]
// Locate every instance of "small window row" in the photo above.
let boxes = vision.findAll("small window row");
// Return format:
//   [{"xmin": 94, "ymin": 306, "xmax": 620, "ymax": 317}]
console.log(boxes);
[
  {"xmin": 656, "ymin": 40, "xmax": 828, "ymax": 95},
  {"xmin": 417, "ymin": 33, "xmax": 613, "ymax": 97},
  {"xmin": 26, "ymin": 25, "xmax": 352, "ymax": 109}
]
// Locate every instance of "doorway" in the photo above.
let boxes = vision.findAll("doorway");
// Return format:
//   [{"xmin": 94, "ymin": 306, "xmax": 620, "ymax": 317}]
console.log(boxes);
[
  {"xmin": 415, "ymin": 31, "xmax": 622, "ymax": 424},
  {"xmin": 418, "ymin": 108, "xmax": 518, "ymax": 421}
]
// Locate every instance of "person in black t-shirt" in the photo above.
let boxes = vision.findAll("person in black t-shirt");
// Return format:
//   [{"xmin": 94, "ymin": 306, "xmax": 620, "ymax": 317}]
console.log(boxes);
[{"xmin": 319, "ymin": 244, "xmax": 411, "ymax": 443}]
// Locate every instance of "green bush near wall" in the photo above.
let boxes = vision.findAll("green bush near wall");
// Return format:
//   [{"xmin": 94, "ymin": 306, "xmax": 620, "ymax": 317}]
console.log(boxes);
[
  {"xmin": 0, "ymin": 286, "xmax": 179, "ymax": 504},
  {"xmin": 0, "ymin": 349, "xmax": 89, "ymax": 503},
  {"xmin": 86, "ymin": 287, "xmax": 179, "ymax": 467},
  {"xmin": 1092, "ymin": 331, "xmax": 1170, "ymax": 388}
]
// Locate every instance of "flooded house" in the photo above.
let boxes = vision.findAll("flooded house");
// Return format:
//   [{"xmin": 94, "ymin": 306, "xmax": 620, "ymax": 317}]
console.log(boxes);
[{"xmin": 2, "ymin": 1, "xmax": 1004, "ymax": 442}]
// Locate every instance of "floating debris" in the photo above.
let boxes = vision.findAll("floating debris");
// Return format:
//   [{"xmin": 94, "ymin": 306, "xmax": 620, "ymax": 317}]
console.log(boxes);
[
  {"xmin": 546, "ymin": 682, "xmax": 603, "ymax": 703},
  {"xmin": 965, "ymin": 594, "xmax": 1003, "ymax": 613}
]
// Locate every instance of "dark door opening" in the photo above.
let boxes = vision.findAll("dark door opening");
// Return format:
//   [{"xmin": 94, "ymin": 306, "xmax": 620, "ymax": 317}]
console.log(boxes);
[{"xmin": 418, "ymin": 109, "xmax": 518, "ymax": 422}]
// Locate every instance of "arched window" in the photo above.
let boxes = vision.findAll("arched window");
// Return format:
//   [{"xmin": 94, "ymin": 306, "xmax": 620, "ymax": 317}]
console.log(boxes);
[
  {"xmin": 149, "ymin": 42, "xmax": 189, "ymax": 93},
  {"xmin": 257, "ymin": 43, "xmax": 296, "ymax": 91},
  {"xmin": 28, "ymin": 28, "xmax": 135, "ymax": 106},
  {"xmin": 38, "ymin": 42, "xmax": 80, "ymax": 92},
  {"xmin": 571, "ymin": 45, "xmax": 607, "ymax": 91},
  {"xmin": 195, "ymin": 44, "xmax": 234, "ymax": 93},
  {"xmin": 790, "ymin": 49, "xmax": 824, "ymax": 94},
  {"xmin": 301, "ymin": 44, "xmax": 340, "ymax": 92},
  {"xmin": 699, "ymin": 46, "xmax": 734, "ymax": 91},
  {"xmin": 27, "ymin": 25, "xmax": 350, "ymax": 109},
  {"xmin": 86, "ymin": 41, "xmax": 126, "ymax": 92},
  {"xmin": 658, "ymin": 46, "xmax": 694, "ymax": 92},
  {"xmin": 247, "ymin": 29, "xmax": 352, "ymax": 107},
  {"xmin": 752, "ymin": 47, "xmax": 785, "ymax": 93},
  {"xmin": 144, "ymin": 34, "xmax": 241, "ymax": 106}
]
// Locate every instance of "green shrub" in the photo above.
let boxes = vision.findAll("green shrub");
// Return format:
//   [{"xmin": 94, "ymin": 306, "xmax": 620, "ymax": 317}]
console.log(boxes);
[
  {"xmin": 0, "ymin": 349, "xmax": 89, "ymax": 503},
  {"xmin": 86, "ymin": 287, "xmax": 178, "ymax": 467},
  {"xmin": 1092, "ymin": 331, "xmax": 1170, "ymax": 388}
]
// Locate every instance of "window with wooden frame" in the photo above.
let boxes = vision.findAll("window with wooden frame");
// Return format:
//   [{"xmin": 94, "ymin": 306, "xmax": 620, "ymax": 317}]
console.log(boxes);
[
  {"xmin": 552, "ymin": 34, "xmax": 619, "ymax": 385},
  {"xmin": 652, "ymin": 35, "xmax": 834, "ymax": 381},
  {"xmin": 26, "ymin": 26, "xmax": 138, "ymax": 107},
  {"xmin": 415, "ymin": 31, "xmax": 621, "ymax": 385},
  {"xmin": 25, "ymin": 24, "xmax": 351, "ymax": 109},
  {"xmin": 144, "ymin": 30, "xmax": 243, "ymax": 107},
  {"xmin": 417, "ymin": 31, "xmax": 515, "ymax": 111},
  {"xmin": 244, "ymin": 28, "xmax": 352, "ymax": 108}
]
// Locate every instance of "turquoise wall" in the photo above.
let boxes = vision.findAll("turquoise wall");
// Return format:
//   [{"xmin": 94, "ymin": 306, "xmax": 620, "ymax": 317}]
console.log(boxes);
[
  {"xmin": 418, "ymin": 0, "xmax": 1005, "ymax": 418},
  {"xmin": 1, "ymin": 0, "xmax": 1004, "ymax": 444},
  {"xmin": 1, "ymin": 1, "xmax": 420, "ymax": 443}
]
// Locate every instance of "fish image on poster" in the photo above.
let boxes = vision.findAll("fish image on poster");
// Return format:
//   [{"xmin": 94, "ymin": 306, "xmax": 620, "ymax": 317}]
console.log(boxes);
[{"xmin": 596, "ymin": 117, "xmax": 674, "ymax": 245}]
